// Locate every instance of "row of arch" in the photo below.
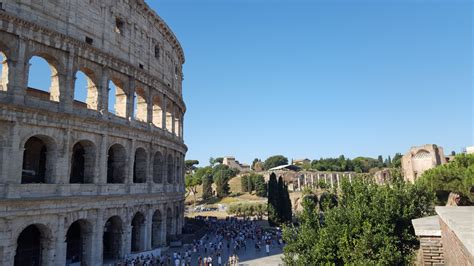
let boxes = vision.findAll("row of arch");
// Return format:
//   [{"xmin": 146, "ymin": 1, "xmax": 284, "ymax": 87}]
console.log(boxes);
[
  {"xmin": 0, "ymin": 48, "xmax": 183, "ymax": 138},
  {"xmin": 21, "ymin": 135, "xmax": 183, "ymax": 185},
  {"xmin": 13, "ymin": 207, "xmax": 181, "ymax": 265}
]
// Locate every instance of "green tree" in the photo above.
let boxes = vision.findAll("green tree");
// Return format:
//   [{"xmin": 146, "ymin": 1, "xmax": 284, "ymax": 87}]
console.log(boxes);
[
  {"xmin": 198, "ymin": 166, "xmax": 214, "ymax": 200},
  {"xmin": 264, "ymin": 155, "xmax": 289, "ymax": 170},
  {"xmin": 417, "ymin": 153, "xmax": 474, "ymax": 204},
  {"xmin": 267, "ymin": 173, "xmax": 280, "ymax": 226},
  {"xmin": 185, "ymin": 160, "xmax": 199, "ymax": 172},
  {"xmin": 392, "ymin": 153, "xmax": 403, "ymax": 168},
  {"xmin": 254, "ymin": 174, "xmax": 267, "ymax": 197},
  {"xmin": 283, "ymin": 177, "xmax": 434, "ymax": 265},
  {"xmin": 241, "ymin": 175, "xmax": 249, "ymax": 192},
  {"xmin": 215, "ymin": 157, "xmax": 224, "ymax": 164},
  {"xmin": 185, "ymin": 173, "xmax": 202, "ymax": 205},
  {"xmin": 251, "ymin": 158, "xmax": 261, "ymax": 171}
]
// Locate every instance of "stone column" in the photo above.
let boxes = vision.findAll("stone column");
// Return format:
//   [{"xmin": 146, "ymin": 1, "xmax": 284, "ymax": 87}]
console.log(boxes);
[
  {"xmin": 330, "ymin": 174, "xmax": 334, "ymax": 188},
  {"xmin": 336, "ymin": 173, "xmax": 340, "ymax": 188},
  {"xmin": 92, "ymin": 209, "xmax": 104, "ymax": 265},
  {"xmin": 9, "ymin": 37, "xmax": 27, "ymax": 104},
  {"xmin": 162, "ymin": 95, "xmax": 167, "ymax": 131},
  {"xmin": 98, "ymin": 68, "xmax": 109, "ymax": 117},
  {"xmin": 4, "ymin": 121, "xmax": 21, "ymax": 185},
  {"xmin": 146, "ymin": 90, "xmax": 153, "ymax": 125},
  {"xmin": 128, "ymin": 139, "xmax": 136, "ymax": 185},
  {"xmin": 171, "ymin": 104, "xmax": 176, "ymax": 135},
  {"xmin": 145, "ymin": 208, "xmax": 153, "ymax": 250},
  {"xmin": 98, "ymin": 134, "xmax": 108, "ymax": 193},
  {"xmin": 60, "ymin": 50, "xmax": 75, "ymax": 113},
  {"xmin": 54, "ymin": 215, "xmax": 67, "ymax": 266},
  {"xmin": 160, "ymin": 205, "xmax": 167, "ymax": 245},
  {"xmin": 123, "ymin": 219, "xmax": 132, "ymax": 258},
  {"xmin": 127, "ymin": 78, "xmax": 136, "ymax": 121}
]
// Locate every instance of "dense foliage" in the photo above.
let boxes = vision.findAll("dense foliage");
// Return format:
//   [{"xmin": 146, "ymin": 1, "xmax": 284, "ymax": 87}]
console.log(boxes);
[
  {"xmin": 417, "ymin": 153, "xmax": 474, "ymax": 204},
  {"xmin": 264, "ymin": 155, "xmax": 289, "ymax": 170},
  {"xmin": 185, "ymin": 173, "xmax": 202, "ymax": 204},
  {"xmin": 184, "ymin": 160, "xmax": 199, "ymax": 172},
  {"xmin": 228, "ymin": 203, "xmax": 267, "ymax": 219},
  {"xmin": 310, "ymin": 154, "xmax": 402, "ymax": 173},
  {"xmin": 268, "ymin": 173, "xmax": 292, "ymax": 225},
  {"xmin": 241, "ymin": 173, "xmax": 267, "ymax": 197},
  {"xmin": 283, "ymin": 177, "xmax": 434, "ymax": 265}
]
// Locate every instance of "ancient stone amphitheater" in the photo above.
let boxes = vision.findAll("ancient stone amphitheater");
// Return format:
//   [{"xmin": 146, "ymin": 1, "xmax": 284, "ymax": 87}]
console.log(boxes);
[{"xmin": 0, "ymin": 0, "xmax": 186, "ymax": 265}]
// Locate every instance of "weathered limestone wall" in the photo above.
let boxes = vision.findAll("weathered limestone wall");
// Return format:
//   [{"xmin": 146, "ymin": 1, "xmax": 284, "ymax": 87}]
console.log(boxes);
[
  {"xmin": 402, "ymin": 144, "xmax": 446, "ymax": 183},
  {"xmin": 0, "ymin": 0, "xmax": 187, "ymax": 265}
]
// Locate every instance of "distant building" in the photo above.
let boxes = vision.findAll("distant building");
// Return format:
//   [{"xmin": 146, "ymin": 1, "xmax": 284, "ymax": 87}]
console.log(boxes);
[
  {"xmin": 373, "ymin": 168, "xmax": 393, "ymax": 185},
  {"xmin": 402, "ymin": 144, "xmax": 447, "ymax": 183},
  {"xmin": 222, "ymin": 157, "xmax": 251, "ymax": 173}
]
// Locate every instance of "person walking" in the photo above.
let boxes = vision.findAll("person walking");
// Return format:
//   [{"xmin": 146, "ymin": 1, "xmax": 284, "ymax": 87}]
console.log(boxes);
[{"xmin": 265, "ymin": 243, "xmax": 270, "ymax": 255}]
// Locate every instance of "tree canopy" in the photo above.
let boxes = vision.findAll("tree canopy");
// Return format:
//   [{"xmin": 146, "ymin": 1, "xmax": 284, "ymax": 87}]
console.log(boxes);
[
  {"xmin": 283, "ymin": 176, "xmax": 434, "ymax": 265},
  {"xmin": 264, "ymin": 155, "xmax": 289, "ymax": 170},
  {"xmin": 417, "ymin": 153, "xmax": 474, "ymax": 204}
]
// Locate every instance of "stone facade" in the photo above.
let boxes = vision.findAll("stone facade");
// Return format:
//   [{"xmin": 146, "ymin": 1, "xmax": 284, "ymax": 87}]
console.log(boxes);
[
  {"xmin": 0, "ymin": 0, "xmax": 186, "ymax": 265},
  {"xmin": 263, "ymin": 170, "xmax": 355, "ymax": 191},
  {"xmin": 402, "ymin": 144, "xmax": 446, "ymax": 183},
  {"xmin": 222, "ymin": 157, "xmax": 251, "ymax": 173}
]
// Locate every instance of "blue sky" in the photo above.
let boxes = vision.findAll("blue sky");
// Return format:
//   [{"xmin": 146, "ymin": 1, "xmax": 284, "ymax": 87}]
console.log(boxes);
[{"xmin": 20, "ymin": 0, "xmax": 472, "ymax": 166}]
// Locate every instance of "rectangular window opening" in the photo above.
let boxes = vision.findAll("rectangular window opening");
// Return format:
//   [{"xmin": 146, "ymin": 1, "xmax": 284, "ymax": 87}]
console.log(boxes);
[{"xmin": 85, "ymin": 36, "xmax": 94, "ymax": 45}]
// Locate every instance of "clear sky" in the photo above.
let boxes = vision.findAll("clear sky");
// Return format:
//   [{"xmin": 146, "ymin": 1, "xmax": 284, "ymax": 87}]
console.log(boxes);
[
  {"xmin": 146, "ymin": 0, "xmax": 473, "ymax": 166},
  {"xmin": 19, "ymin": 0, "xmax": 472, "ymax": 167}
]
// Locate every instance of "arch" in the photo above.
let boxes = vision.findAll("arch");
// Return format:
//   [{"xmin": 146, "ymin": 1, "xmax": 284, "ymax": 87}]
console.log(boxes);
[
  {"xmin": 133, "ymin": 148, "xmax": 147, "ymax": 183},
  {"xmin": 14, "ymin": 224, "xmax": 53, "ymax": 266},
  {"xmin": 22, "ymin": 135, "xmax": 57, "ymax": 184},
  {"xmin": 165, "ymin": 100, "xmax": 173, "ymax": 132},
  {"xmin": 134, "ymin": 87, "xmax": 147, "ymax": 122},
  {"xmin": 108, "ymin": 79, "xmax": 127, "ymax": 118},
  {"xmin": 153, "ymin": 152, "xmax": 163, "ymax": 184},
  {"xmin": 167, "ymin": 153, "xmax": 174, "ymax": 184},
  {"xmin": 70, "ymin": 140, "xmax": 96, "ymax": 184},
  {"xmin": 107, "ymin": 144, "xmax": 127, "ymax": 184},
  {"xmin": 103, "ymin": 216, "xmax": 123, "ymax": 262},
  {"xmin": 0, "ymin": 51, "xmax": 8, "ymax": 92},
  {"xmin": 151, "ymin": 210, "xmax": 162, "ymax": 248},
  {"xmin": 413, "ymin": 150, "xmax": 431, "ymax": 159},
  {"xmin": 66, "ymin": 219, "xmax": 93, "ymax": 265},
  {"xmin": 74, "ymin": 69, "xmax": 98, "ymax": 110},
  {"xmin": 131, "ymin": 212, "xmax": 146, "ymax": 253},
  {"xmin": 27, "ymin": 55, "xmax": 60, "ymax": 102},
  {"xmin": 166, "ymin": 208, "xmax": 173, "ymax": 241},
  {"xmin": 152, "ymin": 95, "xmax": 163, "ymax": 128},
  {"xmin": 174, "ymin": 109, "xmax": 181, "ymax": 137}
]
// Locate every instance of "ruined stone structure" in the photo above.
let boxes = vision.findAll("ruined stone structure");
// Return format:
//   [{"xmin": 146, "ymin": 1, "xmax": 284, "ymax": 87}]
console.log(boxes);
[
  {"xmin": 222, "ymin": 156, "xmax": 251, "ymax": 173},
  {"xmin": 0, "ymin": 0, "xmax": 186, "ymax": 265},
  {"xmin": 263, "ymin": 169, "xmax": 356, "ymax": 191},
  {"xmin": 402, "ymin": 144, "xmax": 446, "ymax": 183}
]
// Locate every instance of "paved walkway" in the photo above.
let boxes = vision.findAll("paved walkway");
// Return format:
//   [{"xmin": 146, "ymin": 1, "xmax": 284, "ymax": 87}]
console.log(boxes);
[{"xmin": 163, "ymin": 232, "xmax": 284, "ymax": 266}]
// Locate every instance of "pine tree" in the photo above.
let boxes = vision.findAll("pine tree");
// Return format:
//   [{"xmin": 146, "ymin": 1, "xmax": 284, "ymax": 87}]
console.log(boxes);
[
  {"xmin": 254, "ymin": 175, "xmax": 267, "ymax": 197},
  {"xmin": 241, "ymin": 175, "xmax": 249, "ymax": 192},
  {"xmin": 202, "ymin": 173, "xmax": 213, "ymax": 200},
  {"xmin": 277, "ymin": 176, "xmax": 285, "ymax": 220}
]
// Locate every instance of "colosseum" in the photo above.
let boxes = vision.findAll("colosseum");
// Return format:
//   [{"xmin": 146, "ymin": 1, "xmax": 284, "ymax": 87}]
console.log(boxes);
[{"xmin": 0, "ymin": 0, "xmax": 186, "ymax": 265}]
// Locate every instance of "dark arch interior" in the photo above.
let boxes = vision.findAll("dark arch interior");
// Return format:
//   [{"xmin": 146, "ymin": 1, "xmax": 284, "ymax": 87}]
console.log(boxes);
[
  {"xmin": 153, "ymin": 152, "xmax": 163, "ymax": 183},
  {"xmin": 167, "ymin": 154, "xmax": 173, "ymax": 184},
  {"xmin": 131, "ymin": 213, "xmax": 146, "ymax": 252},
  {"xmin": 14, "ymin": 225, "xmax": 42, "ymax": 266},
  {"xmin": 70, "ymin": 143, "xmax": 85, "ymax": 184},
  {"xmin": 107, "ymin": 144, "xmax": 126, "ymax": 184},
  {"xmin": 133, "ymin": 149, "xmax": 147, "ymax": 183},
  {"xmin": 151, "ymin": 211, "xmax": 162, "ymax": 248},
  {"xmin": 103, "ymin": 217, "xmax": 122, "ymax": 262},
  {"xmin": 22, "ymin": 137, "xmax": 47, "ymax": 184},
  {"xmin": 66, "ymin": 221, "xmax": 83, "ymax": 264}
]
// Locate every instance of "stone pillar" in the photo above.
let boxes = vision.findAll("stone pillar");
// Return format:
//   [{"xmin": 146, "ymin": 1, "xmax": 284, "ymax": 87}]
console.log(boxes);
[
  {"xmin": 4, "ymin": 121, "xmax": 21, "ymax": 184},
  {"xmin": 127, "ymin": 139, "xmax": 136, "ymax": 185},
  {"xmin": 171, "ymin": 103, "xmax": 176, "ymax": 135},
  {"xmin": 336, "ymin": 173, "xmax": 340, "ymax": 188},
  {"xmin": 54, "ymin": 216, "xmax": 67, "ymax": 266},
  {"xmin": 92, "ymin": 209, "xmax": 104, "ymax": 265},
  {"xmin": 98, "ymin": 68, "xmax": 109, "ymax": 117},
  {"xmin": 60, "ymin": 51, "xmax": 75, "ymax": 113},
  {"xmin": 123, "ymin": 220, "xmax": 132, "ymax": 258},
  {"xmin": 160, "ymin": 205, "xmax": 167, "ymax": 245},
  {"xmin": 146, "ymin": 90, "xmax": 153, "ymax": 125},
  {"xmin": 98, "ymin": 134, "xmax": 108, "ymax": 186},
  {"xmin": 145, "ymin": 208, "xmax": 153, "ymax": 250},
  {"xmin": 330, "ymin": 174, "xmax": 334, "ymax": 188},
  {"xmin": 162, "ymin": 95, "xmax": 167, "ymax": 131},
  {"xmin": 349, "ymin": 173, "xmax": 353, "ymax": 183},
  {"xmin": 127, "ymin": 78, "xmax": 136, "ymax": 121},
  {"xmin": 297, "ymin": 176, "xmax": 301, "ymax": 191},
  {"xmin": 9, "ymin": 37, "xmax": 27, "ymax": 104}
]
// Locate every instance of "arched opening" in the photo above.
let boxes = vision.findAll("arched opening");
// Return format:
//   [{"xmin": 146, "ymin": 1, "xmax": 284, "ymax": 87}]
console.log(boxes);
[
  {"xmin": 176, "ymin": 156, "xmax": 181, "ymax": 185},
  {"xmin": 108, "ymin": 79, "xmax": 127, "ymax": 118},
  {"xmin": 152, "ymin": 95, "xmax": 163, "ymax": 128},
  {"xmin": 153, "ymin": 152, "xmax": 163, "ymax": 184},
  {"xmin": 151, "ymin": 210, "xmax": 162, "ymax": 248},
  {"xmin": 70, "ymin": 140, "xmax": 96, "ymax": 184},
  {"xmin": 133, "ymin": 148, "xmax": 147, "ymax": 183},
  {"xmin": 103, "ymin": 216, "xmax": 123, "ymax": 263},
  {"xmin": 27, "ymin": 56, "xmax": 60, "ymax": 102},
  {"xmin": 107, "ymin": 144, "xmax": 127, "ymax": 184},
  {"xmin": 0, "ymin": 51, "xmax": 8, "ymax": 92},
  {"xmin": 14, "ymin": 225, "xmax": 51, "ymax": 266},
  {"xmin": 174, "ymin": 110, "xmax": 181, "ymax": 137},
  {"xmin": 131, "ymin": 212, "xmax": 146, "ymax": 253},
  {"xmin": 167, "ymin": 154, "xmax": 174, "ymax": 184},
  {"xmin": 66, "ymin": 220, "xmax": 92, "ymax": 265},
  {"xmin": 134, "ymin": 87, "xmax": 147, "ymax": 122},
  {"xmin": 74, "ymin": 70, "xmax": 98, "ymax": 110},
  {"xmin": 165, "ymin": 101, "xmax": 173, "ymax": 132},
  {"xmin": 166, "ymin": 208, "xmax": 173, "ymax": 242},
  {"xmin": 22, "ymin": 136, "xmax": 56, "ymax": 184}
]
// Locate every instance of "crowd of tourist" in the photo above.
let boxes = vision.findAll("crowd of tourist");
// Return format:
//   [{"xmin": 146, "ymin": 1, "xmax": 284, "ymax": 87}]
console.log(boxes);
[{"xmin": 118, "ymin": 216, "xmax": 284, "ymax": 266}]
